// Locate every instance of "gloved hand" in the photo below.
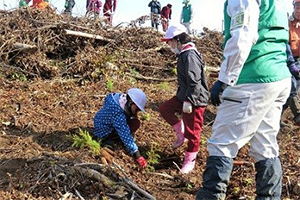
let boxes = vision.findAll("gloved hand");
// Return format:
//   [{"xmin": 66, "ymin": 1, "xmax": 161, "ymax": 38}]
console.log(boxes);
[
  {"xmin": 136, "ymin": 156, "xmax": 147, "ymax": 168},
  {"xmin": 289, "ymin": 63, "xmax": 300, "ymax": 79},
  {"xmin": 210, "ymin": 80, "xmax": 227, "ymax": 106},
  {"xmin": 183, "ymin": 101, "xmax": 192, "ymax": 114}
]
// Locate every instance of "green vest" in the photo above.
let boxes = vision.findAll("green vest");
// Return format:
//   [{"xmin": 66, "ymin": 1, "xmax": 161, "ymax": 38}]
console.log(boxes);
[
  {"xmin": 19, "ymin": 0, "xmax": 27, "ymax": 7},
  {"xmin": 182, "ymin": 5, "xmax": 192, "ymax": 23},
  {"xmin": 223, "ymin": 0, "xmax": 290, "ymax": 84}
]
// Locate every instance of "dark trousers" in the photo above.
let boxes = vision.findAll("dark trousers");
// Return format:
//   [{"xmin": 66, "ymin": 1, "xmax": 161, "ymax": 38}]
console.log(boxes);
[{"xmin": 159, "ymin": 96, "xmax": 206, "ymax": 152}]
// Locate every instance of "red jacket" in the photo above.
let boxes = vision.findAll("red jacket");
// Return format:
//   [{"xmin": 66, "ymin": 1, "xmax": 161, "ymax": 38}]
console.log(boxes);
[
  {"xmin": 103, "ymin": 0, "xmax": 117, "ymax": 14},
  {"xmin": 86, "ymin": 0, "xmax": 102, "ymax": 13},
  {"xmin": 161, "ymin": 6, "xmax": 172, "ymax": 19}
]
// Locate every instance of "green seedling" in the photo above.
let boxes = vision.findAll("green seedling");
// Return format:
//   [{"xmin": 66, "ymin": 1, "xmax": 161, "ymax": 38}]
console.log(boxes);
[
  {"xmin": 171, "ymin": 67, "xmax": 177, "ymax": 75},
  {"xmin": 200, "ymin": 136, "xmax": 207, "ymax": 146},
  {"xmin": 72, "ymin": 128, "xmax": 101, "ymax": 155},
  {"xmin": 232, "ymin": 186, "xmax": 240, "ymax": 195},
  {"xmin": 244, "ymin": 178, "xmax": 253, "ymax": 186},
  {"xmin": 130, "ymin": 68, "xmax": 139, "ymax": 75},
  {"xmin": 146, "ymin": 142, "xmax": 161, "ymax": 172},
  {"xmin": 141, "ymin": 113, "xmax": 151, "ymax": 121},
  {"xmin": 11, "ymin": 72, "xmax": 27, "ymax": 81},
  {"xmin": 106, "ymin": 78, "xmax": 113, "ymax": 92},
  {"xmin": 158, "ymin": 82, "xmax": 169, "ymax": 91}
]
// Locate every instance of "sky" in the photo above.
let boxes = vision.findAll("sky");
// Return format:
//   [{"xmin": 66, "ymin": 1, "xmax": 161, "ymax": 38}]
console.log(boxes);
[{"xmin": 0, "ymin": 0, "xmax": 295, "ymax": 32}]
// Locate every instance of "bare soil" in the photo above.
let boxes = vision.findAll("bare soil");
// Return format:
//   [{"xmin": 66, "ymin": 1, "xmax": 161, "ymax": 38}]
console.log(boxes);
[{"xmin": 0, "ymin": 8, "xmax": 299, "ymax": 200}]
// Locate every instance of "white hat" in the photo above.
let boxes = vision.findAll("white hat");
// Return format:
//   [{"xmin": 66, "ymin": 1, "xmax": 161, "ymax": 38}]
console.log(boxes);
[
  {"xmin": 162, "ymin": 25, "xmax": 186, "ymax": 42},
  {"xmin": 127, "ymin": 88, "xmax": 147, "ymax": 112}
]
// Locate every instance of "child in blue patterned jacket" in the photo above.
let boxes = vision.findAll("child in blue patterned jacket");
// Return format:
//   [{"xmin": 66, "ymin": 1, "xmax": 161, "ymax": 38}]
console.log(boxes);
[{"xmin": 93, "ymin": 88, "xmax": 148, "ymax": 168}]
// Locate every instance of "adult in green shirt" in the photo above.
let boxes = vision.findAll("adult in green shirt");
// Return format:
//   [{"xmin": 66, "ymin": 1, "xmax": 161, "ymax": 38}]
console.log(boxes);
[
  {"xmin": 196, "ymin": 0, "xmax": 291, "ymax": 199},
  {"xmin": 180, "ymin": 0, "xmax": 193, "ymax": 34}
]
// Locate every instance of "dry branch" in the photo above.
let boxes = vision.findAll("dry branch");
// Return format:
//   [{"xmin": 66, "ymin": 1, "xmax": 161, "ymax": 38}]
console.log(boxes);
[
  {"xmin": 74, "ymin": 166, "xmax": 115, "ymax": 188},
  {"xmin": 64, "ymin": 29, "xmax": 112, "ymax": 42},
  {"xmin": 12, "ymin": 42, "xmax": 37, "ymax": 53},
  {"xmin": 127, "ymin": 73, "xmax": 176, "ymax": 82},
  {"xmin": 113, "ymin": 162, "xmax": 156, "ymax": 200}
]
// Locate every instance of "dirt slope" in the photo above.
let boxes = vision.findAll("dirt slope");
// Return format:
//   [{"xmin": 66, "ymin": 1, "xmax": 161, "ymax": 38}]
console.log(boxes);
[{"xmin": 0, "ymin": 8, "xmax": 299, "ymax": 200}]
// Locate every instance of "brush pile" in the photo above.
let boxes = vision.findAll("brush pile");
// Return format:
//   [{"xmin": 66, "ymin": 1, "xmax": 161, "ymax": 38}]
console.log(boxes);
[{"xmin": 1, "ymin": 6, "xmax": 299, "ymax": 200}]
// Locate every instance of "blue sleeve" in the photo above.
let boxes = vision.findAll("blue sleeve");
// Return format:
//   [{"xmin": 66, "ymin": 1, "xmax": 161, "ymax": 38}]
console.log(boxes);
[
  {"xmin": 112, "ymin": 112, "xmax": 138, "ymax": 155},
  {"xmin": 286, "ymin": 44, "xmax": 296, "ymax": 68}
]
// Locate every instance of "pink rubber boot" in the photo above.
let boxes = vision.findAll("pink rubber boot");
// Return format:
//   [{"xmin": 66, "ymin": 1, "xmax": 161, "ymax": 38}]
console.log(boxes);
[
  {"xmin": 180, "ymin": 151, "xmax": 198, "ymax": 174},
  {"xmin": 172, "ymin": 120, "xmax": 185, "ymax": 148}
]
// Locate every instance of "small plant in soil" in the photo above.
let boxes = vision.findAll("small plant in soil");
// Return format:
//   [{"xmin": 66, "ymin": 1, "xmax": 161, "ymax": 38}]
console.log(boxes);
[
  {"xmin": 158, "ymin": 82, "xmax": 169, "ymax": 91},
  {"xmin": 146, "ymin": 142, "xmax": 161, "ymax": 172},
  {"xmin": 72, "ymin": 128, "xmax": 101, "ymax": 155},
  {"xmin": 106, "ymin": 78, "xmax": 114, "ymax": 92},
  {"xmin": 140, "ymin": 113, "xmax": 151, "ymax": 121}
]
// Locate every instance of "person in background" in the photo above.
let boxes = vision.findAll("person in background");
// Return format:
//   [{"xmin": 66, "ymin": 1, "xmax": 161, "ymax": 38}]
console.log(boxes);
[
  {"xmin": 282, "ymin": 44, "xmax": 300, "ymax": 126},
  {"xmin": 180, "ymin": 0, "xmax": 193, "ymax": 34},
  {"xmin": 93, "ymin": 88, "xmax": 148, "ymax": 169},
  {"xmin": 196, "ymin": 0, "xmax": 291, "ymax": 199},
  {"xmin": 86, "ymin": 0, "xmax": 102, "ymax": 18},
  {"xmin": 27, "ymin": 0, "xmax": 49, "ymax": 9},
  {"xmin": 161, "ymin": 3, "xmax": 172, "ymax": 32},
  {"xmin": 64, "ymin": 0, "xmax": 75, "ymax": 16},
  {"xmin": 19, "ymin": 0, "xmax": 28, "ymax": 7},
  {"xmin": 103, "ymin": 0, "xmax": 117, "ymax": 25},
  {"xmin": 286, "ymin": 0, "xmax": 300, "ymax": 125},
  {"xmin": 148, "ymin": 0, "xmax": 161, "ymax": 30},
  {"xmin": 160, "ymin": 25, "xmax": 209, "ymax": 174}
]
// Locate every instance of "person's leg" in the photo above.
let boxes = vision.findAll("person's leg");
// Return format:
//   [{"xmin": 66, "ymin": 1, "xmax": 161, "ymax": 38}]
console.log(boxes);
[
  {"xmin": 289, "ymin": 76, "xmax": 300, "ymax": 125},
  {"xmin": 255, "ymin": 158, "xmax": 282, "ymax": 200},
  {"xmin": 186, "ymin": 23, "xmax": 192, "ymax": 34},
  {"xmin": 196, "ymin": 78, "xmax": 291, "ymax": 199},
  {"xmin": 127, "ymin": 117, "xmax": 140, "ymax": 134},
  {"xmin": 159, "ymin": 96, "xmax": 182, "ymax": 126},
  {"xmin": 196, "ymin": 156, "xmax": 233, "ymax": 200},
  {"xmin": 150, "ymin": 13, "xmax": 155, "ymax": 28},
  {"xmin": 159, "ymin": 96, "xmax": 185, "ymax": 148},
  {"xmin": 181, "ymin": 106, "xmax": 206, "ymax": 173},
  {"xmin": 162, "ymin": 18, "xmax": 167, "ymax": 31},
  {"xmin": 249, "ymin": 80, "xmax": 290, "ymax": 199},
  {"xmin": 183, "ymin": 106, "xmax": 206, "ymax": 152}
]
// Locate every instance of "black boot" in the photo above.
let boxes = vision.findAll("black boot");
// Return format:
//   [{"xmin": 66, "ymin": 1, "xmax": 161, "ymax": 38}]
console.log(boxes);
[
  {"xmin": 196, "ymin": 156, "xmax": 233, "ymax": 200},
  {"xmin": 255, "ymin": 157, "xmax": 282, "ymax": 200},
  {"xmin": 289, "ymin": 96, "xmax": 300, "ymax": 125}
]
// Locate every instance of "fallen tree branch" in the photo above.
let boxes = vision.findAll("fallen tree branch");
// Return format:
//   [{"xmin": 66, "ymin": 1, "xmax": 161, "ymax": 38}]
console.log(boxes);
[
  {"xmin": 144, "ymin": 46, "xmax": 169, "ymax": 53},
  {"xmin": 74, "ymin": 189, "xmax": 85, "ymax": 200},
  {"xmin": 64, "ymin": 29, "xmax": 112, "ymax": 42},
  {"xmin": 74, "ymin": 166, "xmax": 115, "ymax": 188},
  {"xmin": 126, "ymin": 73, "xmax": 176, "ymax": 82},
  {"xmin": 124, "ymin": 179, "xmax": 156, "ymax": 200},
  {"xmin": 113, "ymin": 162, "xmax": 156, "ymax": 200},
  {"xmin": 144, "ymin": 172, "xmax": 174, "ymax": 180},
  {"xmin": 127, "ymin": 62, "xmax": 171, "ymax": 71},
  {"xmin": 74, "ymin": 162, "xmax": 106, "ymax": 171}
]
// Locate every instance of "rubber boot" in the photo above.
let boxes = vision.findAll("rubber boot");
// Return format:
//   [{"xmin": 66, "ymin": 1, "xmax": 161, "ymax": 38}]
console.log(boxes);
[
  {"xmin": 289, "ymin": 96, "xmax": 300, "ymax": 126},
  {"xmin": 180, "ymin": 151, "xmax": 198, "ymax": 174},
  {"xmin": 255, "ymin": 157, "xmax": 282, "ymax": 200},
  {"xmin": 172, "ymin": 120, "xmax": 185, "ymax": 148},
  {"xmin": 196, "ymin": 156, "xmax": 233, "ymax": 200}
]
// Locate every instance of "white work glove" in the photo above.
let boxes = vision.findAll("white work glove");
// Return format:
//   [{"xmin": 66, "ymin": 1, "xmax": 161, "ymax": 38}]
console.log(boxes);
[{"xmin": 183, "ymin": 101, "xmax": 192, "ymax": 114}]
